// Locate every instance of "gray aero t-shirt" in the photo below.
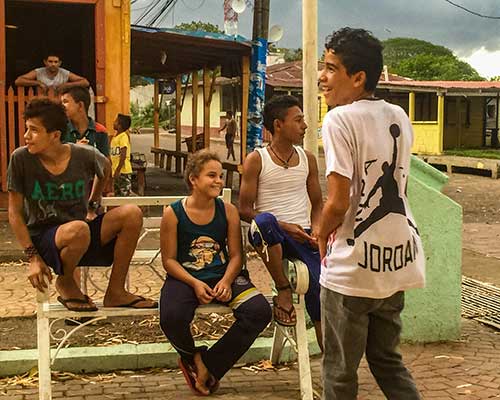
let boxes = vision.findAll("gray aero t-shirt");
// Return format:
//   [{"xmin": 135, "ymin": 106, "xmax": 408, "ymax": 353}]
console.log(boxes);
[{"xmin": 7, "ymin": 143, "xmax": 107, "ymax": 236}]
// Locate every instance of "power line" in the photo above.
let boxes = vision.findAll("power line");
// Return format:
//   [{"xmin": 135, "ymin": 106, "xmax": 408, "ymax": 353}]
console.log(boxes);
[
  {"xmin": 149, "ymin": 0, "xmax": 178, "ymax": 26},
  {"xmin": 134, "ymin": 0, "xmax": 161, "ymax": 25},
  {"xmin": 134, "ymin": 0, "xmax": 180, "ymax": 26},
  {"xmin": 443, "ymin": 0, "xmax": 500, "ymax": 19}
]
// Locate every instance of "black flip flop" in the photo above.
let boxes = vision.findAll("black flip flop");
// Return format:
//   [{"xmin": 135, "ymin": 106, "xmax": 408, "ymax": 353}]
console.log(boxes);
[
  {"xmin": 115, "ymin": 295, "xmax": 158, "ymax": 309},
  {"xmin": 57, "ymin": 295, "xmax": 98, "ymax": 312},
  {"xmin": 272, "ymin": 296, "xmax": 297, "ymax": 327}
]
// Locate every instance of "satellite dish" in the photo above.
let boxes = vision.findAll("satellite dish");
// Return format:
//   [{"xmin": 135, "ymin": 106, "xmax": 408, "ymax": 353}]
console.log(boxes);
[
  {"xmin": 268, "ymin": 25, "xmax": 284, "ymax": 43},
  {"xmin": 231, "ymin": 0, "xmax": 246, "ymax": 14}
]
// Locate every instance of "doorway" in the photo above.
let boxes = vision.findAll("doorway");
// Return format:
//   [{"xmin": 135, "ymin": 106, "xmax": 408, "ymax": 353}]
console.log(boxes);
[{"xmin": 5, "ymin": 1, "xmax": 95, "ymax": 90}]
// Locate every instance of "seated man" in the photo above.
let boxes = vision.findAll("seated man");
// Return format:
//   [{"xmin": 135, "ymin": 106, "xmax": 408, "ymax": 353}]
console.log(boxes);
[
  {"xmin": 239, "ymin": 95, "xmax": 323, "ymax": 348},
  {"xmin": 15, "ymin": 53, "xmax": 89, "ymax": 95},
  {"xmin": 61, "ymin": 86, "xmax": 109, "ymax": 157},
  {"xmin": 7, "ymin": 98, "xmax": 156, "ymax": 311}
]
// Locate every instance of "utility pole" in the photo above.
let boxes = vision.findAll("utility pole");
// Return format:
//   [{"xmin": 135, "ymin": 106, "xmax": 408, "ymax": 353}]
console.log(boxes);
[
  {"xmin": 247, "ymin": 0, "xmax": 270, "ymax": 153},
  {"xmin": 302, "ymin": 0, "xmax": 318, "ymax": 157}
]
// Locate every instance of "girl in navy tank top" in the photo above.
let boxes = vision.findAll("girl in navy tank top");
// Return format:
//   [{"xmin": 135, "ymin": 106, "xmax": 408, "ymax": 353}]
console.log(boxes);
[{"xmin": 158, "ymin": 150, "xmax": 271, "ymax": 396}]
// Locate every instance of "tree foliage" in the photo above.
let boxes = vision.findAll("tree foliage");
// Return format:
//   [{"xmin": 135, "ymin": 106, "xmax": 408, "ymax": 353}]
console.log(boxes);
[
  {"xmin": 383, "ymin": 38, "xmax": 484, "ymax": 81},
  {"xmin": 130, "ymin": 75, "xmax": 151, "ymax": 88},
  {"xmin": 174, "ymin": 20, "xmax": 223, "ymax": 33},
  {"xmin": 282, "ymin": 48, "xmax": 303, "ymax": 62}
]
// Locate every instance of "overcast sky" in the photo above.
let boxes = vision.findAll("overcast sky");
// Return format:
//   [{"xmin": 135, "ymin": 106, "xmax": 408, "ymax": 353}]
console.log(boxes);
[{"xmin": 131, "ymin": 0, "xmax": 500, "ymax": 78}]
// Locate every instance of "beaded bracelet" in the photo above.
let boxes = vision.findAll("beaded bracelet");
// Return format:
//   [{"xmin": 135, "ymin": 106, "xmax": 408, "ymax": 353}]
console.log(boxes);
[{"xmin": 23, "ymin": 245, "xmax": 38, "ymax": 261}]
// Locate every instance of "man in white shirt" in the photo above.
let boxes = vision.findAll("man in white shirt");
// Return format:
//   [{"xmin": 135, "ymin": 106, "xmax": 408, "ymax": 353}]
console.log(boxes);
[
  {"xmin": 239, "ymin": 95, "xmax": 323, "ymax": 348},
  {"xmin": 318, "ymin": 27, "xmax": 425, "ymax": 399}
]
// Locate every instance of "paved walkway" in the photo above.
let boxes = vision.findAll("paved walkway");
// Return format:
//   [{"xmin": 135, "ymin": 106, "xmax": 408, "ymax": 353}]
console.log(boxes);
[
  {"xmin": 1, "ymin": 319, "xmax": 499, "ymax": 399},
  {"xmin": 1, "ymin": 259, "xmax": 500, "ymax": 398},
  {"xmin": 1, "ymin": 137, "xmax": 500, "ymax": 398}
]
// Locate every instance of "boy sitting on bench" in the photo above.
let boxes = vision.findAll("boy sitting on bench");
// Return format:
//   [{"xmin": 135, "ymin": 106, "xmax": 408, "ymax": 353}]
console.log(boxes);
[
  {"xmin": 239, "ymin": 95, "xmax": 324, "ymax": 349},
  {"xmin": 159, "ymin": 149, "xmax": 272, "ymax": 395},
  {"xmin": 8, "ymin": 98, "xmax": 157, "ymax": 311}
]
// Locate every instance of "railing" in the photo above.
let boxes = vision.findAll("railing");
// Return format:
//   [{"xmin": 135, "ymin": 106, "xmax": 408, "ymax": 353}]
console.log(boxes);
[{"xmin": 0, "ymin": 86, "xmax": 59, "ymax": 191}]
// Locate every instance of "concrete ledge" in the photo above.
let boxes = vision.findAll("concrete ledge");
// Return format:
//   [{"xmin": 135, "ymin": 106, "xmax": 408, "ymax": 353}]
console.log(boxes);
[
  {"xmin": 0, "ymin": 329, "xmax": 321, "ymax": 377},
  {"xmin": 0, "ymin": 251, "xmax": 23, "ymax": 263}
]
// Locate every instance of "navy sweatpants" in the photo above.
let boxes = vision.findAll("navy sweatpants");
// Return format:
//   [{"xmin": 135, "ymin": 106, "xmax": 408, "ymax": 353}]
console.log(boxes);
[{"xmin": 159, "ymin": 273, "xmax": 272, "ymax": 380}]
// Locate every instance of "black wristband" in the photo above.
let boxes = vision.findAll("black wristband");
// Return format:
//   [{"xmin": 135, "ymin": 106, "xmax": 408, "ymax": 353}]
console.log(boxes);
[
  {"xmin": 88, "ymin": 200, "xmax": 100, "ymax": 211},
  {"xmin": 24, "ymin": 245, "xmax": 38, "ymax": 261}
]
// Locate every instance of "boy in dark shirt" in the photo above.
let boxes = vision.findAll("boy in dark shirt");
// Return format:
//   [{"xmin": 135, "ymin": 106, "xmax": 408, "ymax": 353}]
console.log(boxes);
[{"xmin": 8, "ymin": 98, "xmax": 157, "ymax": 311}]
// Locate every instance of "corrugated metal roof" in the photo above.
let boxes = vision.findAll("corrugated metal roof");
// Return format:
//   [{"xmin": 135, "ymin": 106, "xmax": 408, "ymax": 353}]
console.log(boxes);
[
  {"xmin": 378, "ymin": 80, "xmax": 500, "ymax": 92},
  {"xmin": 131, "ymin": 25, "xmax": 252, "ymax": 78},
  {"xmin": 266, "ymin": 61, "xmax": 411, "ymax": 89}
]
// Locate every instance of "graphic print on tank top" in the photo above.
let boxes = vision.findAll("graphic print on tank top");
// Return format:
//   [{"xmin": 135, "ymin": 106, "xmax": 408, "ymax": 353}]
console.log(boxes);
[
  {"xmin": 182, "ymin": 235, "xmax": 227, "ymax": 271},
  {"xmin": 347, "ymin": 123, "xmax": 419, "ymax": 246}
]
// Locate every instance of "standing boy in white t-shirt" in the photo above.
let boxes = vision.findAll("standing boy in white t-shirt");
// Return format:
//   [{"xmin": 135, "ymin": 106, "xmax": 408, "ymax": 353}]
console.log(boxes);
[{"xmin": 318, "ymin": 27, "xmax": 425, "ymax": 399}]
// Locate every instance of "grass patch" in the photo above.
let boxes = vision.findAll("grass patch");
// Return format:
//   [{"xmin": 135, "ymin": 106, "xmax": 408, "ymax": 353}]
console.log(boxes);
[{"xmin": 444, "ymin": 148, "xmax": 500, "ymax": 160}]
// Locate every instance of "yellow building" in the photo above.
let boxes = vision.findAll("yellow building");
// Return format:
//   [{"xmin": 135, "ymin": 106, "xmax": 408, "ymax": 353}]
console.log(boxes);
[
  {"xmin": 266, "ymin": 61, "xmax": 500, "ymax": 155},
  {"xmin": 377, "ymin": 80, "xmax": 500, "ymax": 155}
]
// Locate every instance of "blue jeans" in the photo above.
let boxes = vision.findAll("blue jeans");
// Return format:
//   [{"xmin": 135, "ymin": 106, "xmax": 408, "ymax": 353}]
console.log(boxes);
[{"xmin": 321, "ymin": 288, "xmax": 420, "ymax": 400}]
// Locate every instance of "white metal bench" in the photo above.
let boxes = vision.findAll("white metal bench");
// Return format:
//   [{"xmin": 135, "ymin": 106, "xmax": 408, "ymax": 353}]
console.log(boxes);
[{"xmin": 35, "ymin": 189, "xmax": 314, "ymax": 400}]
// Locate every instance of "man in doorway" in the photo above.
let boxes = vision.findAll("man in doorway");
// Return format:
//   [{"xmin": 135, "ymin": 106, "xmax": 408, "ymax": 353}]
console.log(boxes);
[
  {"xmin": 318, "ymin": 27, "xmax": 425, "ymax": 399},
  {"xmin": 8, "ymin": 98, "xmax": 157, "ymax": 311},
  {"xmin": 61, "ymin": 86, "xmax": 109, "ymax": 157},
  {"xmin": 239, "ymin": 95, "xmax": 323, "ymax": 349},
  {"xmin": 218, "ymin": 111, "xmax": 237, "ymax": 161},
  {"xmin": 15, "ymin": 53, "xmax": 89, "ymax": 95}
]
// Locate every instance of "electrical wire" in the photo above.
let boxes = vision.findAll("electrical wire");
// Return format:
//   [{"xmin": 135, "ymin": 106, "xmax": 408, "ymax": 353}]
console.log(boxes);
[
  {"xmin": 443, "ymin": 0, "xmax": 500, "ymax": 20},
  {"xmin": 148, "ymin": 0, "xmax": 178, "ymax": 26},
  {"xmin": 134, "ymin": 0, "xmax": 161, "ymax": 25}
]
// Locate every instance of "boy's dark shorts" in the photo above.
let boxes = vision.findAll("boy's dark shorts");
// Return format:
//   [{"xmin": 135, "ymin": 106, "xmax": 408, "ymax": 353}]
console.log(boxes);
[{"xmin": 31, "ymin": 214, "xmax": 116, "ymax": 276}]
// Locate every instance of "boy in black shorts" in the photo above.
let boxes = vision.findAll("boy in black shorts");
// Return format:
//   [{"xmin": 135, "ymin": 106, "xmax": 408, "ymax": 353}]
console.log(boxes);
[{"xmin": 8, "ymin": 98, "xmax": 157, "ymax": 311}]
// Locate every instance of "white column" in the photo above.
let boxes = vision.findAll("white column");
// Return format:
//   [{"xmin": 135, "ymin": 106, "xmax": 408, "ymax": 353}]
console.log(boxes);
[{"xmin": 302, "ymin": 0, "xmax": 318, "ymax": 157}]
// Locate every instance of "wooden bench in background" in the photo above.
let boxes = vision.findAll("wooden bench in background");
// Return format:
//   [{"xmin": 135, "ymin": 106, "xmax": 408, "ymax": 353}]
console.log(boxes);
[
  {"xmin": 151, "ymin": 147, "xmax": 241, "ymax": 190},
  {"xmin": 221, "ymin": 162, "xmax": 241, "ymax": 189},
  {"xmin": 131, "ymin": 153, "xmax": 147, "ymax": 196},
  {"xmin": 151, "ymin": 147, "xmax": 188, "ymax": 174},
  {"xmin": 36, "ymin": 190, "xmax": 314, "ymax": 400},
  {"xmin": 422, "ymin": 155, "xmax": 500, "ymax": 179}
]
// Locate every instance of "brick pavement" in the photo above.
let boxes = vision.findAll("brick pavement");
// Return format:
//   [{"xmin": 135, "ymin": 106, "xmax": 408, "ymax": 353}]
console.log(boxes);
[
  {"xmin": 1, "ymin": 146, "xmax": 500, "ymax": 398},
  {"xmin": 1, "ymin": 319, "xmax": 499, "ymax": 399}
]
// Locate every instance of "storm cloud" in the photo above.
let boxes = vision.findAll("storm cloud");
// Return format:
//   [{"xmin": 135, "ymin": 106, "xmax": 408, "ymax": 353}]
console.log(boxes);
[{"xmin": 131, "ymin": 0, "xmax": 500, "ymax": 57}]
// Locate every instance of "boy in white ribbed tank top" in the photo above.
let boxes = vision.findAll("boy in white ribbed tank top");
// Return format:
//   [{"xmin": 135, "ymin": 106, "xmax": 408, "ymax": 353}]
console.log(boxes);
[
  {"xmin": 318, "ymin": 27, "xmax": 424, "ymax": 399},
  {"xmin": 239, "ymin": 95, "xmax": 324, "ymax": 349}
]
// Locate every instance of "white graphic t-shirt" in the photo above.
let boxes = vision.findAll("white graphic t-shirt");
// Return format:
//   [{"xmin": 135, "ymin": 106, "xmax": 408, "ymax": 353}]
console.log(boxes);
[{"xmin": 321, "ymin": 99, "xmax": 425, "ymax": 299}]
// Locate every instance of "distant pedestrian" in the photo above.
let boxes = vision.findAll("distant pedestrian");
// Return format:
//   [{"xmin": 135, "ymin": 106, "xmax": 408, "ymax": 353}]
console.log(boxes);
[
  {"xmin": 159, "ymin": 149, "xmax": 271, "ymax": 395},
  {"xmin": 111, "ymin": 114, "xmax": 133, "ymax": 197},
  {"xmin": 219, "ymin": 111, "xmax": 237, "ymax": 161},
  {"xmin": 318, "ymin": 27, "xmax": 425, "ymax": 399}
]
